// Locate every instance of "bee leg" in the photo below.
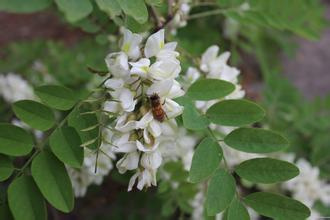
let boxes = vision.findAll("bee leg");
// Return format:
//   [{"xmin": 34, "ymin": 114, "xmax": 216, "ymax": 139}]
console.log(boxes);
[
  {"xmin": 165, "ymin": 112, "xmax": 169, "ymax": 120},
  {"xmin": 162, "ymin": 98, "xmax": 166, "ymax": 105}
]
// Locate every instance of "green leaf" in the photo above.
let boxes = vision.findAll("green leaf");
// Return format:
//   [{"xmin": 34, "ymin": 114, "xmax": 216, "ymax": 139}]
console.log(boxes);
[
  {"xmin": 0, "ymin": 155, "xmax": 14, "ymax": 181},
  {"xmin": 206, "ymin": 99, "xmax": 265, "ymax": 126},
  {"xmin": 50, "ymin": 126, "xmax": 83, "ymax": 168},
  {"xmin": 8, "ymin": 176, "xmax": 47, "ymax": 220},
  {"xmin": 35, "ymin": 85, "xmax": 77, "ymax": 110},
  {"xmin": 31, "ymin": 151, "xmax": 74, "ymax": 213},
  {"xmin": 206, "ymin": 169, "xmax": 236, "ymax": 216},
  {"xmin": 243, "ymin": 192, "xmax": 310, "ymax": 219},
  {"xmin": 0, "ymin": 201, "xmax": 13, "ymax": 220},
  {"xmin": 0, "ymin": 123, "xmax": 34, "ymax": 156},
  {"xmin": 227, "ymin": 197, "xmax": 250, "ymax": 220},
  {"xmin": 95, "ymin": 0, "xmax": 121, "ymax": 17},
  {"xmin": 13, "ymin": 100, "xmax": 55, "ymax": 131},
  {"xmin": 189, "ymin": 137, "xmax": 222, "ymax": 183},
  {"xmin": 224, "ymin": 128, "xmax": 289, "ymax": 153},
  {"xmin": 186, "ymin": 79, "xmax": 235, "ymax": 101},
  {"xmin": 55, "ymin": 0, "xmax": 93, "ymax": 23},
  {"xmin": 0, "ymin": 0, "xmax": 51, "ymax": 13},
  {"xmin": 118, "ymin": 0, "xmax": 149, "ymax": 24},
  {"xmin": 235, "ymin": 158, "xmax": 299, "ymax": 184},
  {"xmin": 68, "ymin": 108, "xmax": 99, "ymax": 150}
]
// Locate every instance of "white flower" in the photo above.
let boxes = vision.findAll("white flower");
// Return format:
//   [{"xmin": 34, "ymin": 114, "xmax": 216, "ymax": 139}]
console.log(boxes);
[
  {"xmin": 149, "ymin": 59, "xmax": 181, "ymax": 80},
  {"xmin": 129, "ymin": 58, "xmax": 150, "ymax": 78},
  {"xmin": 121, "ymin": 28, "xmax": 143, "ymax": 60},
  {"xmin": 184, "ymin": 67, "xmax": 201, "ymax": 84},
  {"xmin": 116, "ymin": 151, "xmax": 140, "ymax": 174},
  {"xmin": 140, "ymin": 150, "xmax": 162, "ymax": 170},
  {"xmin": 200, "ymin": 45, "xmax": 219, "ymax": 72},
  {"xmin": 136, "ymin": 111, "xmax": 162, "ymax": 142},
  {"xmin": 128, "ymin": 169, "xmax": 157, "ymax": 191},
  {"xmin": 114, "ymin": 113, "xmax": 137, "ymax": 132},
  {"xmin": 105, "ymin": 52, "xmax": 129, "ymax": 78},
  {"xmin": 136, "ymin": 139, "xmax": 160, "ymax": 152}
]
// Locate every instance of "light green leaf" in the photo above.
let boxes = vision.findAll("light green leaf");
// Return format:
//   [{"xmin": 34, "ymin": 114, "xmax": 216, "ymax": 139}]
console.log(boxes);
[
  {"xmin": 8, "ymin": 176, "xmax": 47, "ymax": 220},
  {"xmin": 0, "ymin": 123, "xmax": 34, "ymax": 156},
  {"xmin": 227, "ymin": 197, "xmax": 250, "ymax": 220},
  {"xmin": 235, "ymin": 158, "xmax": 299, "ymax": 183},
  {"xmin": 31, "ymin": 151, "xmax": 74, "ymax": 213},
  {"xmin": 206, "ymin": 99, "xmax": 265, "ymax": 126},
  {"xmin": 0, "ymin": 155, "xmax": 14, "ymax": 181},
  {"xmin": 243, "ymin": 192, "xmax": 310, "ymax": 219},
  {"xmin": 224, "ymin": 128, "xmax": 289, "ymax": 153},
  {"xmin": 50, "ymin": 126, "xmax": 83, "ymax": 168},
  {"xmin": 0, "ymin": 0, "xmax": 51, "ymax": 13},
  {"xmin": 54, "ymin": 0, "xmax": 93, "ymax": 23},
  {"xmin": 189, "ymin": 137, "xmax": 222, "ymax": 183},
  {"xmin": 13, "ymin": 100, "xmax": 55, "ymax": 131},
  {"xmin": 68, "ymin": 108, "xmax": 99, "ymax": 150},
  {"xmin": 95, "ymin": 0, "xmax": 121, "ymax": 17},
  {"xmin": 186, "ymin": 79, "xmax": 235, "ymax": 101},
  {"xmin": 118, "ymin": 0, "xmax": 149, "ymax": 24},
  {"xmin": 35, "ymin": 85, "xmax": 77, "ymax": 110},
  {"xmin": 206, "ymin": 169, "xmax": 236, "ymax": 216}
]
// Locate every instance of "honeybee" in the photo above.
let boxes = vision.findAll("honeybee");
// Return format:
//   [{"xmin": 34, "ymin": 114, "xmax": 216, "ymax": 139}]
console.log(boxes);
[{"xmin": 149, "ymin": 93, "xmax": 166, "ymax": 122}]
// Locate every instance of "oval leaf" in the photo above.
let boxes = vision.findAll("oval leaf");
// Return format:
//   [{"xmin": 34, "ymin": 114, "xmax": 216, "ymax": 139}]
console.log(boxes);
[
  {"xmin": 186, "ymin": 79, "xmax": 235, "ymax": 101},
  {"xmin": 50, "ymin": 126, "xmax": 83, "ymax": 168},
  {"xmin": 54, "ymin": 0, "xmax": 93, "ymax": 23},
  {"xmin": 206, "ymin": 169, "xmax": 236, "ymax": 216},
  {"xmin": 31, "ymin": 151, "xmax": 74, "ymax": 212},
  {"xmin": 0, "ymin": 123, "xmax": 34, "ymax": 156},
  {"xmin": 0, "ymin": 155, "xmax": 14, "ymax": 181},
  {"xmin": 35, "ymin": 85, "xmax": 77, "ymax": 110},
  {"xmin": 224, "ymin": 128, "xmax": 289, "ymax": 153},
  {"xmin": 118, "ymin": 0, "xmax": 148, "ymax": 24},
  {"xmin": 189, "ymin": 137, "xmax": 222, "ymax": 183},
  {"xmin": 235, "ymin": 158, "xmax": 299, "ymax": 183},
  {"xmin": 13, "ymin": 100, "xmax": 55, "ymax": 131},
  {"xmin": 8, "ymin": 176, "xmax": 47, "ymax": 220},
  {"xmin": 227, "ymin": 197, "xmax": 250, "ymax": 220},
  {"xmin": 206, "ymin": 99, "xmax": 265, "ymax": 126},
  {"xmin": 183, "ymin": 103, "xmax": 210, "ymax": 130},
  {"xmin": 243, "ymin": 192, "xmax": 310, "ymax": 219}
]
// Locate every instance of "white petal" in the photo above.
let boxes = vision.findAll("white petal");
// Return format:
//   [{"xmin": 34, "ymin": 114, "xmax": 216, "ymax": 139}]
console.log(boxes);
[
  {"xmin": 144, "ymin": 29, "xmax": 164, "ymax": 58},
  {"xmin": 104, "ymin": 78, "xmax": 125, "ymax": 89},
  {"xmin": 164, "ymin": 42, "xmax": 177, "ymax": 50},
  {"xmin": 112, "ymin": 141, "xmax": 136, "ymax": 153},
  {"xmin": 129, "ymin": 58, "xmax": 150, "ymax": 78},
  {"xmin": 149, "ymin": 59, "xmax": 181, "ymax": 80},
  {"xmin": 136, "ymin": 111, "xmax": 154, "ymax": 129},
  {"xmin": 105, "ymin": 52, "xmax": 129, "ymax": 78},
  {"xmin": 136, "ymin": 140, "xmax": 159, "ymax": 152},
  {"xmin": 147, "ymin": 79, "xmax": 173, "ymax": 97},
  {"xmin": 103, "ymin": 101, "xmax": 120, "ymax": 113},
  {"xmin": 121, "ymin": 28, "xmax": 143, "ymax": 60},
  {"xmin": 115, "ymin": 114, "xmax": 136, "ymax": 132},
  {"xmin": 148, "ymin": 120, "xmax": 162, "ymax": 137},
  {"xmin": 128, "ymin": 172, "xmax": 139, "ymax": 191},
  {"xmin": 167, "ymin": 80, "xmax": 185, "ymax": 99},
  {"xmin": 163, "ymin": 99, "xmax": 183, "ymax": 118},
  {"xmin": 200, "ymin": 45, "xmax": 219, "ymax": 72},
  {"xmin": 141, "ymin": 151, "xmax": 162, "ymax": 170},
  {"xmin": 119, "ymin": 88, "xmax": 136, "ymax": 112}
]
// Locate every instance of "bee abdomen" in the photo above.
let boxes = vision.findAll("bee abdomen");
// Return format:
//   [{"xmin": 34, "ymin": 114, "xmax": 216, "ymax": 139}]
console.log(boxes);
[{"xmin": 152, "ymin": 106, "xmax": 165, "ymax": 122}]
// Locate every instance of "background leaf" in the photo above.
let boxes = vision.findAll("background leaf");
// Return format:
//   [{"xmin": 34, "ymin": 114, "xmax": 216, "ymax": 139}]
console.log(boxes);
[
  {"xmin": 8, "ymin": 176, "xmax": 47, "ymax": 220},
  {"xmin": 0, "ymin": 155, "xmax": 14, "ymax": 181},
  {"xmin": 235, "ymin": 158, "xmax": 299, "ymax": 183},
  {"xmin": 118, "ymin": 0, "xmax": 148, "ymax": 24},
  {"xmin": 227, "ymin": 197, "xmax": 250, "ymax": 220},
  {"xmin": 0, "ymin": 123, "xmax": 34, "ymax": 156},
  {"xmin": 35, "ymin": 85, "xmax": 77, "ymax": 110},
  {"xmin": 54, "ymin": 0, "xmax": 93, "ymax": 23},
  {"xmin": 189, "ymin": 137, "xmax": 222, "ymax": 183},
  {"xmin": 243, "ymin": 192, "xmax": 310, "ymax": 219},
  {"xmin": 31, "ymin": 151, "xmax": 74, "ymax": 213},
  {"xmin": 206, "ymin": 169, "xmax": 236, "ymax": 216},
  {"xmin": 13, "ymin": 100, "xmax": 55, "ymax": 131},
  {"xmin": 0, "ymin": 0, "xmax": 51, "ymax": 13},
  {"xmin": 95, "ymin": 0, "xmax": 122, "ymax": 17},
  {"xmin": 186, "ymin": 79, "xmax": 235, "ymax": 101},
  {"xmin": 206, "ymin": 99, "xmax": 265, "ymax": 126},
  {"xmin": 224, "ymin": 128, "xmax": 289, "ymax": 153},
  {"xmin": 50, "ymin": 126, "xmax": 83, "ymax": 168}
]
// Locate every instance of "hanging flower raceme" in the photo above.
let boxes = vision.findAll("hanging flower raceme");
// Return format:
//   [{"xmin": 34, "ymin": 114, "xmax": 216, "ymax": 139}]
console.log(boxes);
[{"xmin": 102, "ymin": 28, "xmax": 184, "ymax": 191}]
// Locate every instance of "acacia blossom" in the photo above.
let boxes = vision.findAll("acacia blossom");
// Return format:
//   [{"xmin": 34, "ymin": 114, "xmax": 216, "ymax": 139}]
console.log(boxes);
[{"xmin": 103, "ymin": 28, "xmax": 185, "ymax": 191}]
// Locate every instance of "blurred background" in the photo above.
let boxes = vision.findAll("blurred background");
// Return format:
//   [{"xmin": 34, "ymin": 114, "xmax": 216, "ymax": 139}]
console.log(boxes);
[{"xmin": 1, "ymin": 0, "xmax": 330, "ymax": 219}]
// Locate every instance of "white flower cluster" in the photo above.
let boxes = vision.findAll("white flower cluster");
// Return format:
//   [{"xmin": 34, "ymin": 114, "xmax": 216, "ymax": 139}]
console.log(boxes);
[
  {"xmin": 67, "ymin": 129, "xmax": 115, "ymax": 197},
  {"xmin": 0, "ymin": 73, "xmax": 35, "ymax": 103},
  {"xmin": 169, "ymin": 0, "xmax": 191, "ymax": 35},
  {"xmin": 103, "ymin": 28, "xmax": 185, "ymax": 191}
]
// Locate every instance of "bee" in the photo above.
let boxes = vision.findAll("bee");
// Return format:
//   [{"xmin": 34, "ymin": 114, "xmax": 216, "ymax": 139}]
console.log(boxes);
[{"xmin": 149, "ymin": 93, "xmax": 166, "ymax": 122}]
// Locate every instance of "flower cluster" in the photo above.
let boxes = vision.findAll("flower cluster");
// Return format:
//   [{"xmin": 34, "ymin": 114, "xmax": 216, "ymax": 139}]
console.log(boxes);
[
  {"xmin": 103, "ymin": 28, "xmax": 185, "ymax": 191},
  {"xmin": 169, "ymin": 0, "xmax": 191, "ymax": 35}
]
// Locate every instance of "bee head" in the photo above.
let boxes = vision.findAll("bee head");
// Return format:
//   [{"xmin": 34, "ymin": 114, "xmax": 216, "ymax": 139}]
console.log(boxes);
[{"xmin": 150, "ymin": 93, "xmax": 159, "ymax": 101}]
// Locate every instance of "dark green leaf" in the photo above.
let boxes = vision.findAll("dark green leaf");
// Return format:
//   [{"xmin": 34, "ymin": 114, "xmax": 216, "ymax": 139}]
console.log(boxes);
[
  {"xmin": 0, "ymin": 201, "xmax": 13, "ymax": 220},
  {"xmin": 227, "ymin": 197, "xmax": 250, "ymax": 220},
  {"xmin": 118, "ymin": 0, "xmax": 148, "ymax": 24},
  {"xmin": 206, "ymin": 169, "xmax": 236, "ymax": 216},
  {"xmin": 55, "ymin": 0, "xmax": 93, "ymax": 23},
  {"xmin": 13, "ymin": 100, "xmax": 55, "ymax": 131},
  {"xmin": 189, "ymin": 137, "xmax": 222, "ymax": 183},
  {"xmin": 0, "ymin": 123, "xmax": 34, "ymax": 156},
  {"xmin": 186, "ymin": 79, "xmax": 235, "ymax": 101},
  {"xmin": 31, "ymin": 151, "xmax": 74, "ymax": 212},
  {"xmin": 224, "ymin": 128, "xmax": 289, "ymax": 153},
  {"xmin": 0, "ymin": 155, "xmax": 14, "ymax": 181},
  {"xmin": 0, "ymin": 0, "xmax": 51, "ymax": 13},
  {"xmin": 235, "ymin": 158, "xmax": 299, "ymax": 183},
  {"xmin": 50, "ymin": 126, "xmax": 83, "ymax": 168},
  {"xmin": 8, "ymin": 176, "xmax": 47, "ymax": 220},
  {"xmin": 35, "ymin": 85, "xmax": 77, "ymax": 110},
  {"xmin": 243, "ymin": 192, "xmax": 310, "ymax": 219},
  {"xmin": 206, "ymin": 99, "xmax": 265, "ymax": 126}
]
